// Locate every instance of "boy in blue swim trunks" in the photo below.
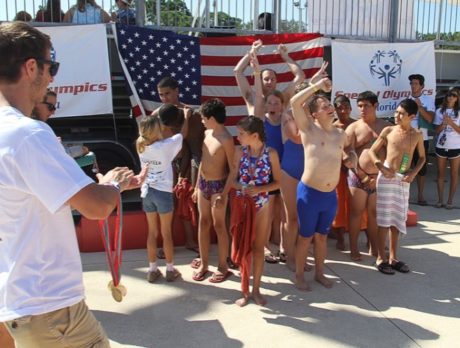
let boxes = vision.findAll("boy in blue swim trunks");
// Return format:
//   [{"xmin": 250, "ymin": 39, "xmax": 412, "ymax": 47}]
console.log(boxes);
[
  {"xmin": 191, "ymin": 98, "xmax": 235, "ymax": 283},
  {"xmin": 290, "ymin": 77, "xmax": 356, "ymax": 291}
]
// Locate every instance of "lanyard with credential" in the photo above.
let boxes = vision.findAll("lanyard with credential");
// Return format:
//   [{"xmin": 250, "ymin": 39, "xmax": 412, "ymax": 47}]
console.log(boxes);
[{"xmin": 98, "ymin": 196, "xmax": 127, "ymax": 302}]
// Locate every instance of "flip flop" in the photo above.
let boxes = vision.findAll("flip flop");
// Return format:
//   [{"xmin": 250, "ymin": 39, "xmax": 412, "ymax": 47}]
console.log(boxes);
[
  {"xmin": 391, "ymin": 261, "xmax": 410, "ymax": 273},
  {"xmin": 277, "ymin": 251, "xmax": 287, "ymax": 263},
  {"xmin": 192, "ymin": 269, "xmax": 209, "ymax": 281},
  {"xmin": 209, "ymin": 270, "xmax": 233, "ymax": 283},
  {"xmin": 376, "ymin": 261, "xmax": 395, "ymax": 275},
  {"xmin": 264, "ymin": 252, "xmax": 278, "ymax": 264},
  {"xmin": 190, "ymin": 258, "xmax": 201, "ymax": 269}
]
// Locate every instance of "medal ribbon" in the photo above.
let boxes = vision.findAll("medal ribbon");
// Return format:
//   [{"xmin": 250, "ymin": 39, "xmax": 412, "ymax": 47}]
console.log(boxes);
[{"xmin": 98, "ymin": 197, "xmax": 123, "ymax": 287}]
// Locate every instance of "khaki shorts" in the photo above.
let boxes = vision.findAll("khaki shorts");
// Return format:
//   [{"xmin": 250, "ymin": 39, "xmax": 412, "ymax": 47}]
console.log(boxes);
[{"xmin": 4, "ymin": 300, "xmax": 110, "ymax": 348}]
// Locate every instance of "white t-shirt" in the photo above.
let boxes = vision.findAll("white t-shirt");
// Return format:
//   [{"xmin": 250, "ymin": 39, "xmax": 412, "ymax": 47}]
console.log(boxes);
[
  {"xmin": 433, "ymin": 108, "xmax": 460, "ymax": 149},
  {"xmin": 409, "ymin": 94, "xmax": 435, "ymax": 140},
  {"xmin": 139, "ymin": 134, "xmax": 183, "ymax": 193},
  {"xmin": 0, "ymin": 107, "xmax": 93, "ymax": 321}
]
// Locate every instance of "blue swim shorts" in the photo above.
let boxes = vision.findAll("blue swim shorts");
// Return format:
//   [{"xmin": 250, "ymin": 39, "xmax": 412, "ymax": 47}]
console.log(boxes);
[
  {"xmin": 142, "ymin": 187, "xmax": 174, "ymax": 214},
  {"xmin": 297, "ymin": 181, "xmax": 337, "ymax": 238}
]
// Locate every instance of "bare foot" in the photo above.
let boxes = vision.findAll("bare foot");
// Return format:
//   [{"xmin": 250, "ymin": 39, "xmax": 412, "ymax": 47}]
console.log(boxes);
[
  {"xmin": 336, "ymin": 239, "xmax": 345, "ymax": 251},
  {"xmin": 295, "ymin": 275, "xmax": 311, "ymax": 291},
  {"xmin": 315, "ymin": 274, "xmax": 333, "ymax": 288},
  {"xmin": 252, "ymin": 291, "xmax": 267, "ymax": 306},
  {"xmin": 235, "ymin": 293, "xmax": 250, "ymax": 307},
  {"xmin": 350, "ymin": 252, "xmax": 362, "ymax": 261}
]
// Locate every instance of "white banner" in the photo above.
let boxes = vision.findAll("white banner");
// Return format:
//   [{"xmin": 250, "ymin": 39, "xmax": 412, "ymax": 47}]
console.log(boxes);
[
  {"xmin": 332, "ymin": 41, "xmax": 436, "ymax": 118},
  {"xmin": 39, "ymin": 25, "xmax": 112, "ymax": 118}
]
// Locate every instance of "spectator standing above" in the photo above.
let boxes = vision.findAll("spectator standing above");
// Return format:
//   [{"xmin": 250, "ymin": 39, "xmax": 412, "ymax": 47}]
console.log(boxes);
[
  {"xmin": 14, "ymin": 11, "xmax": 32, "ymax": 21},
  {"xmin": 369, "ymin": 99, "xmax": 425, "ymax": 275},
  {"xmin": 408, "ymin": 74, "xmax": 435, "ymax": 206},
  {"xmin": 0, "ymin": 21, "xmax": 136, "ymax": 347},
  {"xmin": 234, "ymin": 39, "xmax": 305, "ymax": 115},
  {"xmin": 35, "ymin": 0, "xmax": 65, "ymax": 22},
  {"xmin": 433, "ymin": 89, "xmax": 460, "ymax": 209},
  {"xmin": 64, "ymin": 0, "xmax": 111, "ymax": 24},
  {"xmin": 112, "ymin": 0, "xmax": 136, "ymax": 25},
  {"xmin": 32, "ymin": 88, "xmax": 57, "ymax": 122}
]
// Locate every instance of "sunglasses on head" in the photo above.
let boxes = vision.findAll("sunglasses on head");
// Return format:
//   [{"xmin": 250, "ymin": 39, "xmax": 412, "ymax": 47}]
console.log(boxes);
[
  {"xmin": 42, "ymin": 101, "xmax": 56, "ymax": 112},
  {"xmin": 34, "ymin": 58, "xmax": 60, "ymax": 77}
]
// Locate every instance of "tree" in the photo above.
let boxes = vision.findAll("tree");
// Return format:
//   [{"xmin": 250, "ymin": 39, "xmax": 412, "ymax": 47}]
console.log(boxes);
[{"xmin": 145, "ymin": 0, "xmax": 193, "ymax": 27}]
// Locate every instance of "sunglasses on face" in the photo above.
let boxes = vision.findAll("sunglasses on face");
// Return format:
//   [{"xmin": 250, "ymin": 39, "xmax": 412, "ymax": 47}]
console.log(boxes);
[
  {"xmin": 42, "ymin": 101, "xmax": 56, "ymax": 112},
  {"xmin": 447, "ymin": 93, "xmax": 458, "ymax": 98},
  {"xmin": 35, "ymin": 58, "xmax": 60, "ymax": 77}
]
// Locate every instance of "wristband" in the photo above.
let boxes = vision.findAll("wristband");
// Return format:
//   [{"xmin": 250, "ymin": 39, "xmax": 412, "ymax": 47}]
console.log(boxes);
[
  {"xmin": 311, "ymin": 84, "xmax": 319, "ymax": 93},
  {"xmin": 253, "ymin": 71, "xmax": 261, "ymax": 76},
  {"xmin": 109, "ymin": 180, "xmax": 121, "ymax": 191}
]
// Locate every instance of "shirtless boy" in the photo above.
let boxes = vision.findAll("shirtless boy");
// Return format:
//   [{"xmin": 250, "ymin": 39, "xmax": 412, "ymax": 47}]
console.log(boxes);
[
  {"xmin": 234, "ymin": 39, "xmax": 305, "ymax": 114},
  {"xmin": 344, "ymin": 91, "xmax": 391, "ymax": 261},
  {"xmin": 192, "ymin": 98, "xmax": 235, "ymax": 283},
  {"xmin": 151, "ymin": 77, "xmax": 205, "ymax": 253},
  {"xmin": 369, "ymin": 99, "xmax": 425, "ymax": 274},
  {"xmin": 290, "ymin": 78, "xmax": 355, "ymax": 290}
]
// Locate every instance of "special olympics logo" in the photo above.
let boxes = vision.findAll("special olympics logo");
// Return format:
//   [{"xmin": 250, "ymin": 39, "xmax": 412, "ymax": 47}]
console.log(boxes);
[{"xmin": 369, "ymin": 50, "xmax": 402, "ymax": 87}]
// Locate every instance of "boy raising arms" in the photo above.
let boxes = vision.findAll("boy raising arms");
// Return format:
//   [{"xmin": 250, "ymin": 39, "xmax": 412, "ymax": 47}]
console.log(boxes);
[
  {"xmin": 192, "ymin": 98, "xmax": 235, "ymax": 282},
  {"xmin": 290, "ymin": 78, "xmax": 356, "ymax": 290},
  {"xmin": 369, "ymin": 99, "xmax": 425, "ymax": 275}
]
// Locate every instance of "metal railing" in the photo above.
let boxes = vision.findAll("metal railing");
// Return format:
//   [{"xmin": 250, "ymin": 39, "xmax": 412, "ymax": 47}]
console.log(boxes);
[{"xmin": 1, "ymin": 0, "xmax": 460, "ymax": 45}]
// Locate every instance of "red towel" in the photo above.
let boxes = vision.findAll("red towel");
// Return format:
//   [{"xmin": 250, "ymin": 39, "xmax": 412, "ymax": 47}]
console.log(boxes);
[
  {"xmin": 229, "ymin": 189, "xmax": 256, "ymax": 294},
  {"xmin": 173, "ymin": 178, "xmax": 198, "ymax": 227}
]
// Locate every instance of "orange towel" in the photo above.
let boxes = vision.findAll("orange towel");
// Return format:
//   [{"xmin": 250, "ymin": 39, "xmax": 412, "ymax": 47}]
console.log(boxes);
[
  {"xmin": 173, "ymin": 178, "xmax": 198, "ymax": 227},
  {"xmin": 332, "ymin": 170, "xmax": 348, "ymax": 228},
  {"xmin": 229, "ymin": 189, "xmax": 256, "ymax": 294},
  {"xmin": 333, "ymin": 170, "xmax": 368, "ymax": 231}
]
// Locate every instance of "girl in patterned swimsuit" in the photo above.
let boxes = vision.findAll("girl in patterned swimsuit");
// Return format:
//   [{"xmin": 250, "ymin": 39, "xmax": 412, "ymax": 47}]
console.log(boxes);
[{"xmin": 229, "ymin": 116, "xmax": 282, "ymax": 307}]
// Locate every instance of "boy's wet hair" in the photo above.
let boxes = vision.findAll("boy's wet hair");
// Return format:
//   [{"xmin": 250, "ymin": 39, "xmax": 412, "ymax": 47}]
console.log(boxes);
[
  {"xmin": 408, "ymin": 74, "xmax": 425, "ymax": 87},
  {"xmin": 307, "ymin": 94, "xmax": 329, "ymax": 114},
  {"xmin": 357, "ymin": 91, "xmax": 379, "ymax": 105},
  {"xmin": 237, "ymin": 116, "xmax": 266, "ymax": 142},
  {"xmin": 158, "ymin": 103, "xmax": 184, "ymax": 129},
  {"xmin": 398, "ymin": 98, "xmax": 418, "ymax": 116},
  {"xmin": 200, "ymin": 98, "xmax": 226, "ymax": 124},
  {"xmin": 157, "ymin": 76, "xmax": 179, "ymax": 90},
  {"xmin": 333, "ymin": 94, "xmax": 351, "ymax": 108}
]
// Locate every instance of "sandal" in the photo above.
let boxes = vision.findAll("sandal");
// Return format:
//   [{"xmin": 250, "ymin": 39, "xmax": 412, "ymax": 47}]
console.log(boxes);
[
  {"xmin": 277, "ymin": 251, "xmax": 287, "ymax": 263},
  {"xmin": 435, "ymin": 202, "xmax": 444, "ymax": 208},
  {"xmin": 375, "ymin": 261, "xmax": 395, "ymax": 275},
  {"xmin": 264, "ymin": 251, "xmax": 279, "ymax": 264},
  {"xmin": 190, "ymin": 258, "xmax": 201, "ymax": 269},
  {"xmin": 209, "ymin": 270, "xmax": 233, "ymax": 283},
  {"xmin": 391, "ymin": 260, "xmax": 410, "ymax": 273},
  {"xmin": 446, "ymin": 203, "xmax": 453, "ymax": 210},
  {"xmin": 192, "ymin": 269, "xmax": 209, "ymax": 281}
]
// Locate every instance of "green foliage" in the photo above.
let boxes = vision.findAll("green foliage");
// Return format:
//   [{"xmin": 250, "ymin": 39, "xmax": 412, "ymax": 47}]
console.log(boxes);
[
  {"xmin": 417, "ymin": 31, "xmax": 460, "ymax": 49},
  {"xmin": 145, "ymin": 0, "xmax": 193, "ymax": 26}
]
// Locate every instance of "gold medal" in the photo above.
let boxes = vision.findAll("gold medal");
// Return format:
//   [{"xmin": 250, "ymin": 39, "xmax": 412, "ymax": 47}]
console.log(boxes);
[{"xmin": 108, "ymin": 280, "xmax": 127, "ymax": 302}]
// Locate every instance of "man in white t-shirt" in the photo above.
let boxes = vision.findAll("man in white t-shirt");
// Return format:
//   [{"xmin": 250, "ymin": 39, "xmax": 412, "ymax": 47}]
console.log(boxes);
[
  {"xmin": 0, "ymin": 22, "xmax": 135, "ymax": 347},
  {"xmin": 408, "ymin": 74, "xmax": 435, "ymax": 205}
]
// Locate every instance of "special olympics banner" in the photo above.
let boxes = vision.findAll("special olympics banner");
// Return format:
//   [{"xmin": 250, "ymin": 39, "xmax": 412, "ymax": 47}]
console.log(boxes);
[
  {"xmin": 39, "ymin": 25, "xmax": 112, "ymax": 118},
  {"xmin": 332, "ymin": 41, "xmax": 436, "ymax": 118}
]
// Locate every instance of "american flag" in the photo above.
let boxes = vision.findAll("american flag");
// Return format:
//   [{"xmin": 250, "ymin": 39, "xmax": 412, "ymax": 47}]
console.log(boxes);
[{"xmin": 114, "ymin": 24, "xmax": 324, "ymax": 131}]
